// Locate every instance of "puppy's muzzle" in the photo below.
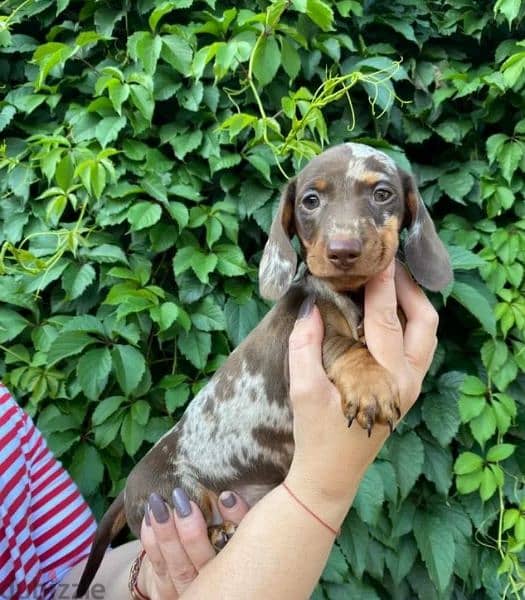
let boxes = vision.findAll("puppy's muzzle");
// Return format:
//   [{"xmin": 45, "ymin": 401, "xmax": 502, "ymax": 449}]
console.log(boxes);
[{"xmin": 327, "ymin": 238, "xmax": 362, "ymax": 270}]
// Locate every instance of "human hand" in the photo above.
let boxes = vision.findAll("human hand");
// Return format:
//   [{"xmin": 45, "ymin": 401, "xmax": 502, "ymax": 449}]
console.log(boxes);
[
  {"xmin": 285, "ymin": 259, "xmax": 438, "ymax": 520},
  {"xmin": 137, "ymin": 489, "xmax": 249, "ymax": 599}
]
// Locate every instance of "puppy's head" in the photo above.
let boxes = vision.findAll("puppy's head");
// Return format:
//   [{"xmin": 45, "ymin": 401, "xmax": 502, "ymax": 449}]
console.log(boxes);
[{"xmin": 259, "ymin": 143, "xmax": 452, "ymax": 300}]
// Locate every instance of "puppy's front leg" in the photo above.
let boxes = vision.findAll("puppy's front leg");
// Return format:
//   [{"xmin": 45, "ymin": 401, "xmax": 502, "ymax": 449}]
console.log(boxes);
[{"xmin": 324, "ymin": 340, "xmax": 400, "ymax": 435}]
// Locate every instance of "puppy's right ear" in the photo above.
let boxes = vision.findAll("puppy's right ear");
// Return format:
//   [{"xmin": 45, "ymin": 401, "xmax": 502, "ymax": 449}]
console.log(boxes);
[{"xmin": 259, "ymin": 179, "xmax": 297, "ymax": 301}]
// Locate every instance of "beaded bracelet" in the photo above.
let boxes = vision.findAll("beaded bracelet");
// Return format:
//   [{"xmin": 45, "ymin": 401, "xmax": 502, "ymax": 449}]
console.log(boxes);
[{"xmin": 128, "ymin": 550, "xmax": 150, "ymax": 600}]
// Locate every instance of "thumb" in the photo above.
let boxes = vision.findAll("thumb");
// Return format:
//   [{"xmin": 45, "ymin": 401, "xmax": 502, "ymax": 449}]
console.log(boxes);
[{"xmin": 288, "ymin": 296, "xmax": 327, "ymax": 398}]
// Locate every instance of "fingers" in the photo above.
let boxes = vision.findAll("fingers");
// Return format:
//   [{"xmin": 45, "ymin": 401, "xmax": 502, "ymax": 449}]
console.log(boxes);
[
  {"xmin": 395, "ymin": 262, "xmax": 439, "ymax": 376},
  {"xmin": 288, "ymin": 298, "xmax": 333, "ymax": 400},
  {"xmin": 218, "ymin": 491, "xmax": 250, "ymax": 525},
  {"xmin": 145, "ymin": 493, "xmax": 199, "ymax": 595},
  {"xmin": 364, "ymin": 260, "xmax": 405, "ymax": 373}
]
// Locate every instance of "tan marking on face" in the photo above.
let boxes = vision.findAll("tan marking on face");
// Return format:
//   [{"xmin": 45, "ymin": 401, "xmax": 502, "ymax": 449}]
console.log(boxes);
[
  {"xmin": 313, "ymin": 178, "xmax": 329, "ymax": 192},
  {"xmin": 360, "ymin": 171, "xmax": 383, "ymax": 186}
]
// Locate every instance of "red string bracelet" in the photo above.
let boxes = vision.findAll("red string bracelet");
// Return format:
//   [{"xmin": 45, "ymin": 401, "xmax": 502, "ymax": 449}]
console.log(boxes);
[{"xmin": 282, "ymin": 482, "xmax": 339, "ymax": 537}]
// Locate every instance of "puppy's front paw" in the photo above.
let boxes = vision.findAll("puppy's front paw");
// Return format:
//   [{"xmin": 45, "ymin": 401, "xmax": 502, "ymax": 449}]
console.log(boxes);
[
  {"xmin": 209, "ymin": 521, "xmax": 236, "ymax": 551},
  {"xmin": 328, "ymin": 347, "xmax": 400, "ymax": 435}
]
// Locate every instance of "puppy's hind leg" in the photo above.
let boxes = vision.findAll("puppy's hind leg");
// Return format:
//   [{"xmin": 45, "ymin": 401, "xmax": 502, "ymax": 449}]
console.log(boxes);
[{"xmin": 195, "ymin": 487, "xmax": 237, "ymax": 552}]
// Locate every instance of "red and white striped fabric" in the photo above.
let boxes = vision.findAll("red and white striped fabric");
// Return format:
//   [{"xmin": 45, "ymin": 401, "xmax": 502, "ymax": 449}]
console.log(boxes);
[{"xmin": 0, "ymin": 384, "xmax": 96, "ymax": 599}]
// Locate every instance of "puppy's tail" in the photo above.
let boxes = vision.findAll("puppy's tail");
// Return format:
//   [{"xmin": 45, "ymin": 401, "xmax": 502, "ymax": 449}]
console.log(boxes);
[{"xmin": 75, "ymin": 490, "xmax": 127, "ymax": 597}]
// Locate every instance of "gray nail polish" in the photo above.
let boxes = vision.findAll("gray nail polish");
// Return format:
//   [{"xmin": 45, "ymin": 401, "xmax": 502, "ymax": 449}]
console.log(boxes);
[
  {"xmin": 144, "ymin": 502, "xmax": 151, "ymax": 526},
  {"xmin": 297, "ymin": 294, "xmax": 315, "ymax": 320},
  {"xmin": 220, "ymin": 492, "xmax": 236, "ymax": 508},
  {"xmin": 149, "ymin": 493, "xmax": 170, "ymax": 523},
  {"xmin": 172, "ymin": 487, "xmax": 192, "ymax": 518}
]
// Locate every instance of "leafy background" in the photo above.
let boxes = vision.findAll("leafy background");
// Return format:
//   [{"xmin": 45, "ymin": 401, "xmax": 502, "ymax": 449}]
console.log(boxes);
[{"xmin": 0, "ymin": 0, "xmax": 524, "ymax": 597}]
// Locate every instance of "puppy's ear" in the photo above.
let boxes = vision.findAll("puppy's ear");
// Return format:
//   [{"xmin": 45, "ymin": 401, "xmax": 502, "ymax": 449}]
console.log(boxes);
[
  {"xmin": 259, "ymin": 179, "xmax": 297, "ymax": 300},
  {"xmin": 401, "ymin": 170, "xmax": 453, "ymax": 292}
]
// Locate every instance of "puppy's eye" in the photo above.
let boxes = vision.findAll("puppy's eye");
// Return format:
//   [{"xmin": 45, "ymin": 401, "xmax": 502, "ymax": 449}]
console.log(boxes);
[
  {"xmin": 373, "ymin": 188, "xmax": 393, "ymax": 203},
  {"xmin": 302, "ymin": 193, "xmax": 320, "ymax": 210}
]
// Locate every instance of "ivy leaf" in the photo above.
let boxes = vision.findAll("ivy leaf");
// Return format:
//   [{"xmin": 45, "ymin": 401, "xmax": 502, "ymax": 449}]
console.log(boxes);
[
  {"xmin": 69, "ymin": 443, "xmax": 104, "ymax": 496},
  {"xmin": 451, "ymin": 279, "xmax": 496, "ymax": 337},
  {"xmin": 121, "ymin": 411, "xmax": 145, "ymax": 456},
  {"xmin": 414, "ymin": 511, "xmax": 455, "ymax": 593},
  {"xmin": 253, "ymin": 36, "xmax": 281, "ymax": 87},
  {"xmin": 62, "ymin": 263, "xmax": 96, "ymax": 300},
  {"xmin": 112, "ymin": 344, "xmax": 146, "ymax": 396},
  {"xmin": 191, "ymin": 297, "xmax": 226, "ymax": 331},
  {"xmin": 47, "ymin": 332, "xmax": 97, "ymax": 365},
  {"xmin": 438, "ymin": 171, "xmax": 474, "ymax": 204},
  {"xmin": 177, "ymin": 329, "xmax": 211, "ymax": 369},
  {"xmin": 339, "ymin": 511, "xmax": 369, "ymax": 578},
  {"xmin": 422, "ymin": 392, "xmax": 460, "ymax": 447},
  {"xmin": 127, "ymin": 201, "xmax": 162, "ymax": 231},
  {"xmin": 77, "ymin": 347, "xmax": 112, "ymax": 400},
  {"xmin": 0, "ymin": 308, "xmax": 29, "ymax": 343},
  {"xmin": 305, "ymin": 0, "xmax": 334, "ymax": 31},
  {"xmin": 353, "ymin": 462, "xmax": 385, "ymax": 525},
  {"xmin": 214, "ymin": 244, "xmax": 248, "ymax": 276},
  {"xmin": 387, "ymin": 431, "xmax": 425, "ymax": 500},
  {"xmin": 224, "ymin": 298, "xmax": 260, "ymax": 345}
]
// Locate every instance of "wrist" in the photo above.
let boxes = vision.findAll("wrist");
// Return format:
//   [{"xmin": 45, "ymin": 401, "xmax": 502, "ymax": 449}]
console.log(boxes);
[{"xmin": 283, "ymin": 466, "xmax": 358, "ymax": 530}]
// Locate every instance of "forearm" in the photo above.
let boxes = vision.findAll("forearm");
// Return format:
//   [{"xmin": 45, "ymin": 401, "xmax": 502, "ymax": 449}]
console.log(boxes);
[{"xmin": 182, "ymin": 424, "xmax": 389, "ymax": 600}]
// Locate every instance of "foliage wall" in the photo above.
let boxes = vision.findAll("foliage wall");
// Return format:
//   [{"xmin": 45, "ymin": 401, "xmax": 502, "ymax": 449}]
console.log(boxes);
[{"xmin": 0, "ymin": 0, "xmax": 524, "ymax": 597}]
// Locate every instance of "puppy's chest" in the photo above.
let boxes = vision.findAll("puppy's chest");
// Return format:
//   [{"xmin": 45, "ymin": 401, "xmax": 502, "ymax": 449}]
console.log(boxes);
[{"xmin": 177, "ymin": 359, "xmax": 293, "ymax": 480}]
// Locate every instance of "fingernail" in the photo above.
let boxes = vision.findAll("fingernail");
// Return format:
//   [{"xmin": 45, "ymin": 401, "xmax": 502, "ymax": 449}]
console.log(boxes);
[
  {"xmin": 297, "ymin": 294, "xmax": 315, "ymax": 320},
  {"xmin": 144, "ymin": 502, "xmax": 151, "ymax": 526},
  {"xmin": 148, "ymin": 493, "xmax": 170, "ymax": 523},
  {"xmin": 172, "ymin": 487, "xmax": 192, "ymax": 518},
  {"xmin": 219, "ymin": 492, "xmax": 237, "ymax": 508}
]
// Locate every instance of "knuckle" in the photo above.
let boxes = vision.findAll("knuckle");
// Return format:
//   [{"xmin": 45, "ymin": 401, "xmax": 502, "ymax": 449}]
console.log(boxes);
[
  {"xmin": 173, "ymin": 566, "xmax": 198, "ymax": 586},
  {"xmin": 369, "ymin": 309, "xmax": 402, "ymax": 333},
  {"xmin": 421, "ymin": 305, "xmax": 439, "ymax": 330},
  {"xmin": 180, "ymin": 525, "xmax": 206, "ymax": 546},
  {"xmin": 289, "ymin": 328, "xmax": 317, "ymax": 351}
]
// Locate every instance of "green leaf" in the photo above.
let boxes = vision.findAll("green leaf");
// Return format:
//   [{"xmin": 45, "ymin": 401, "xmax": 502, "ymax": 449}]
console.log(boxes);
[
  {"xmin": 423, "ymin": 439, "xmax": 453, "ymax": 495},
  {"xmin": 214, "ymin": 244, "xmax": 248, "ymax": 276},
  {"xmin": 456, "ymin": 470, "xmax": 483, "ymax": 494},
  {"xmin": 479, "ymin": 467, "xmax": 498, "ymax": 501},
  {"xmin": 121, "ymin": 411, "xmax": 144, "ymax": 455},
  {"xmin": 161, "ymin": 34, "xmax": 193, "ymax": 75},
  {"xmin": 92, "ymin": 396, "xmax": 126, "ymax": 426},
  {"xmin": 422, "ymin": 392, "xmax": 460, "ymax": 447},
  {"xmin": 454, "ymin": 451, "xmax": 484, "ymax": 475},
  {"xmin": 150, "ymin": 302, "xmax": 180, "ymax": 331},
  {"xmin": 224, "ymin": 298, "xmax": 260, "ymax": 346},
  {"xmin": 0, "ymin": 308, "xmax": 29, "ymax": 343},
  {"xmin": 47, "ymin": 332, "xmax": 97, "ymax": 365},
  {"xmin": 339, "ymin": 512, "xmax": 369, "ymax": 578},
  {"xmin": 62, "ymin": 263, "xmax": 96, "ymax": 300},
  {"xmin": 305, "ymin": 0, "xmax": 334, "ymax": 31},
  {"xmin": 112, "ymin": 344, "xmax": 146, "ymax": 396},
  {"xmin": 69, "ymin": 444, "xmax": 104, "ymax": 496},
  {"xmin": 253, "ymin": 36, "xmax": 281, "ymax": 87},
  {"xmin": 280, "ymin": 38, "xmax": 301, "ymax": 80},
  {"xmin": 353, "ymin": 462, "xmax": 385, "ymax": 525},
  {"xmin": 414, "ymin": 512, "xmax": 455, "ymax": 592},
  {"xmin": 191, "ymin": 297, "xmax": 226, "ymax": 331},
  {"xmin": 387, "ymin": 431, "xmax": 425, "ymax": 500},
  {"xmin": 438, "ymin": 171, "xmax": 474, "ymax": 204},
  {"xmin": 127, "ymin": 201, "xmax": 162, "ymax": 231},
  {"xmin": 470, "ymin": 404, "xmax": 497, "ymax": 446},
  {"xmin": 451, "ymin": 281, "xmax": 496, "ymax": 337},
  {"xmin": 77, "ymin": 347, "xmax": 112, "ymax": 400},
  {"xmin": 486, "ymin": 443, "xmax": 515, "ymax": 462},
  {"xmin": 177, "ymin": 329, "xmax": 211, "ymax": 369},
  {"xmin": 494, "ymin": 0, "xmax": 522, "ymax": 25},
  {"xmin": 95, "ymin": 116, "xmax": 127, "ymax": 147}
]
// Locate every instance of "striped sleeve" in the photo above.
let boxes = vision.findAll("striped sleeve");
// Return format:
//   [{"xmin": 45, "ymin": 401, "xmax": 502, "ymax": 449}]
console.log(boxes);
[{"xmin": 0, "ymin": 384, "xmax": 97, "ymax": 599}]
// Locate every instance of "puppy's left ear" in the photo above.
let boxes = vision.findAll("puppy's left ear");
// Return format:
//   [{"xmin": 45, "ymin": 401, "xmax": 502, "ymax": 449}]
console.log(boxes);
[
  {"xmin": 401, "ymin": 170, "xmax": 453, "ymax": 291},
  {"xmin": 259, "ymin": 179, "xmax": 297, "ymax": 301}
]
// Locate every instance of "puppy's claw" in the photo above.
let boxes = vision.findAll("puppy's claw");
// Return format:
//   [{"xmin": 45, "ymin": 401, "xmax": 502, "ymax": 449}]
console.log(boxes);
[
  {"xmin": 367, "ymin": 419, "xmax": 372, "ymax": 438},
  {"xmin": 348, "ymin": 417, "xmax": 354, "ymax": 428},
  {"xmin": 388, "ymin": 419, "xmax": 394, "ymax": 434},
  {"xmin": 395, "ymin": 405, "xmax": 401, "ymax": 419}
]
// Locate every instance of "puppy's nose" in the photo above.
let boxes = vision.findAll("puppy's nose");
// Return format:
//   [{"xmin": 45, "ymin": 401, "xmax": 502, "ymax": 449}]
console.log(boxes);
[{"xmin": 327, "ymin": 239, "xmax": 362, "ymax": 268}]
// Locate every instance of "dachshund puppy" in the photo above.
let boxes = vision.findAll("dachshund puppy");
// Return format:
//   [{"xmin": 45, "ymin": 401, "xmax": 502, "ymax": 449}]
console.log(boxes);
[{"xmin": 77, "ymin": 143, "xmax": 452, "ymax": 595}]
